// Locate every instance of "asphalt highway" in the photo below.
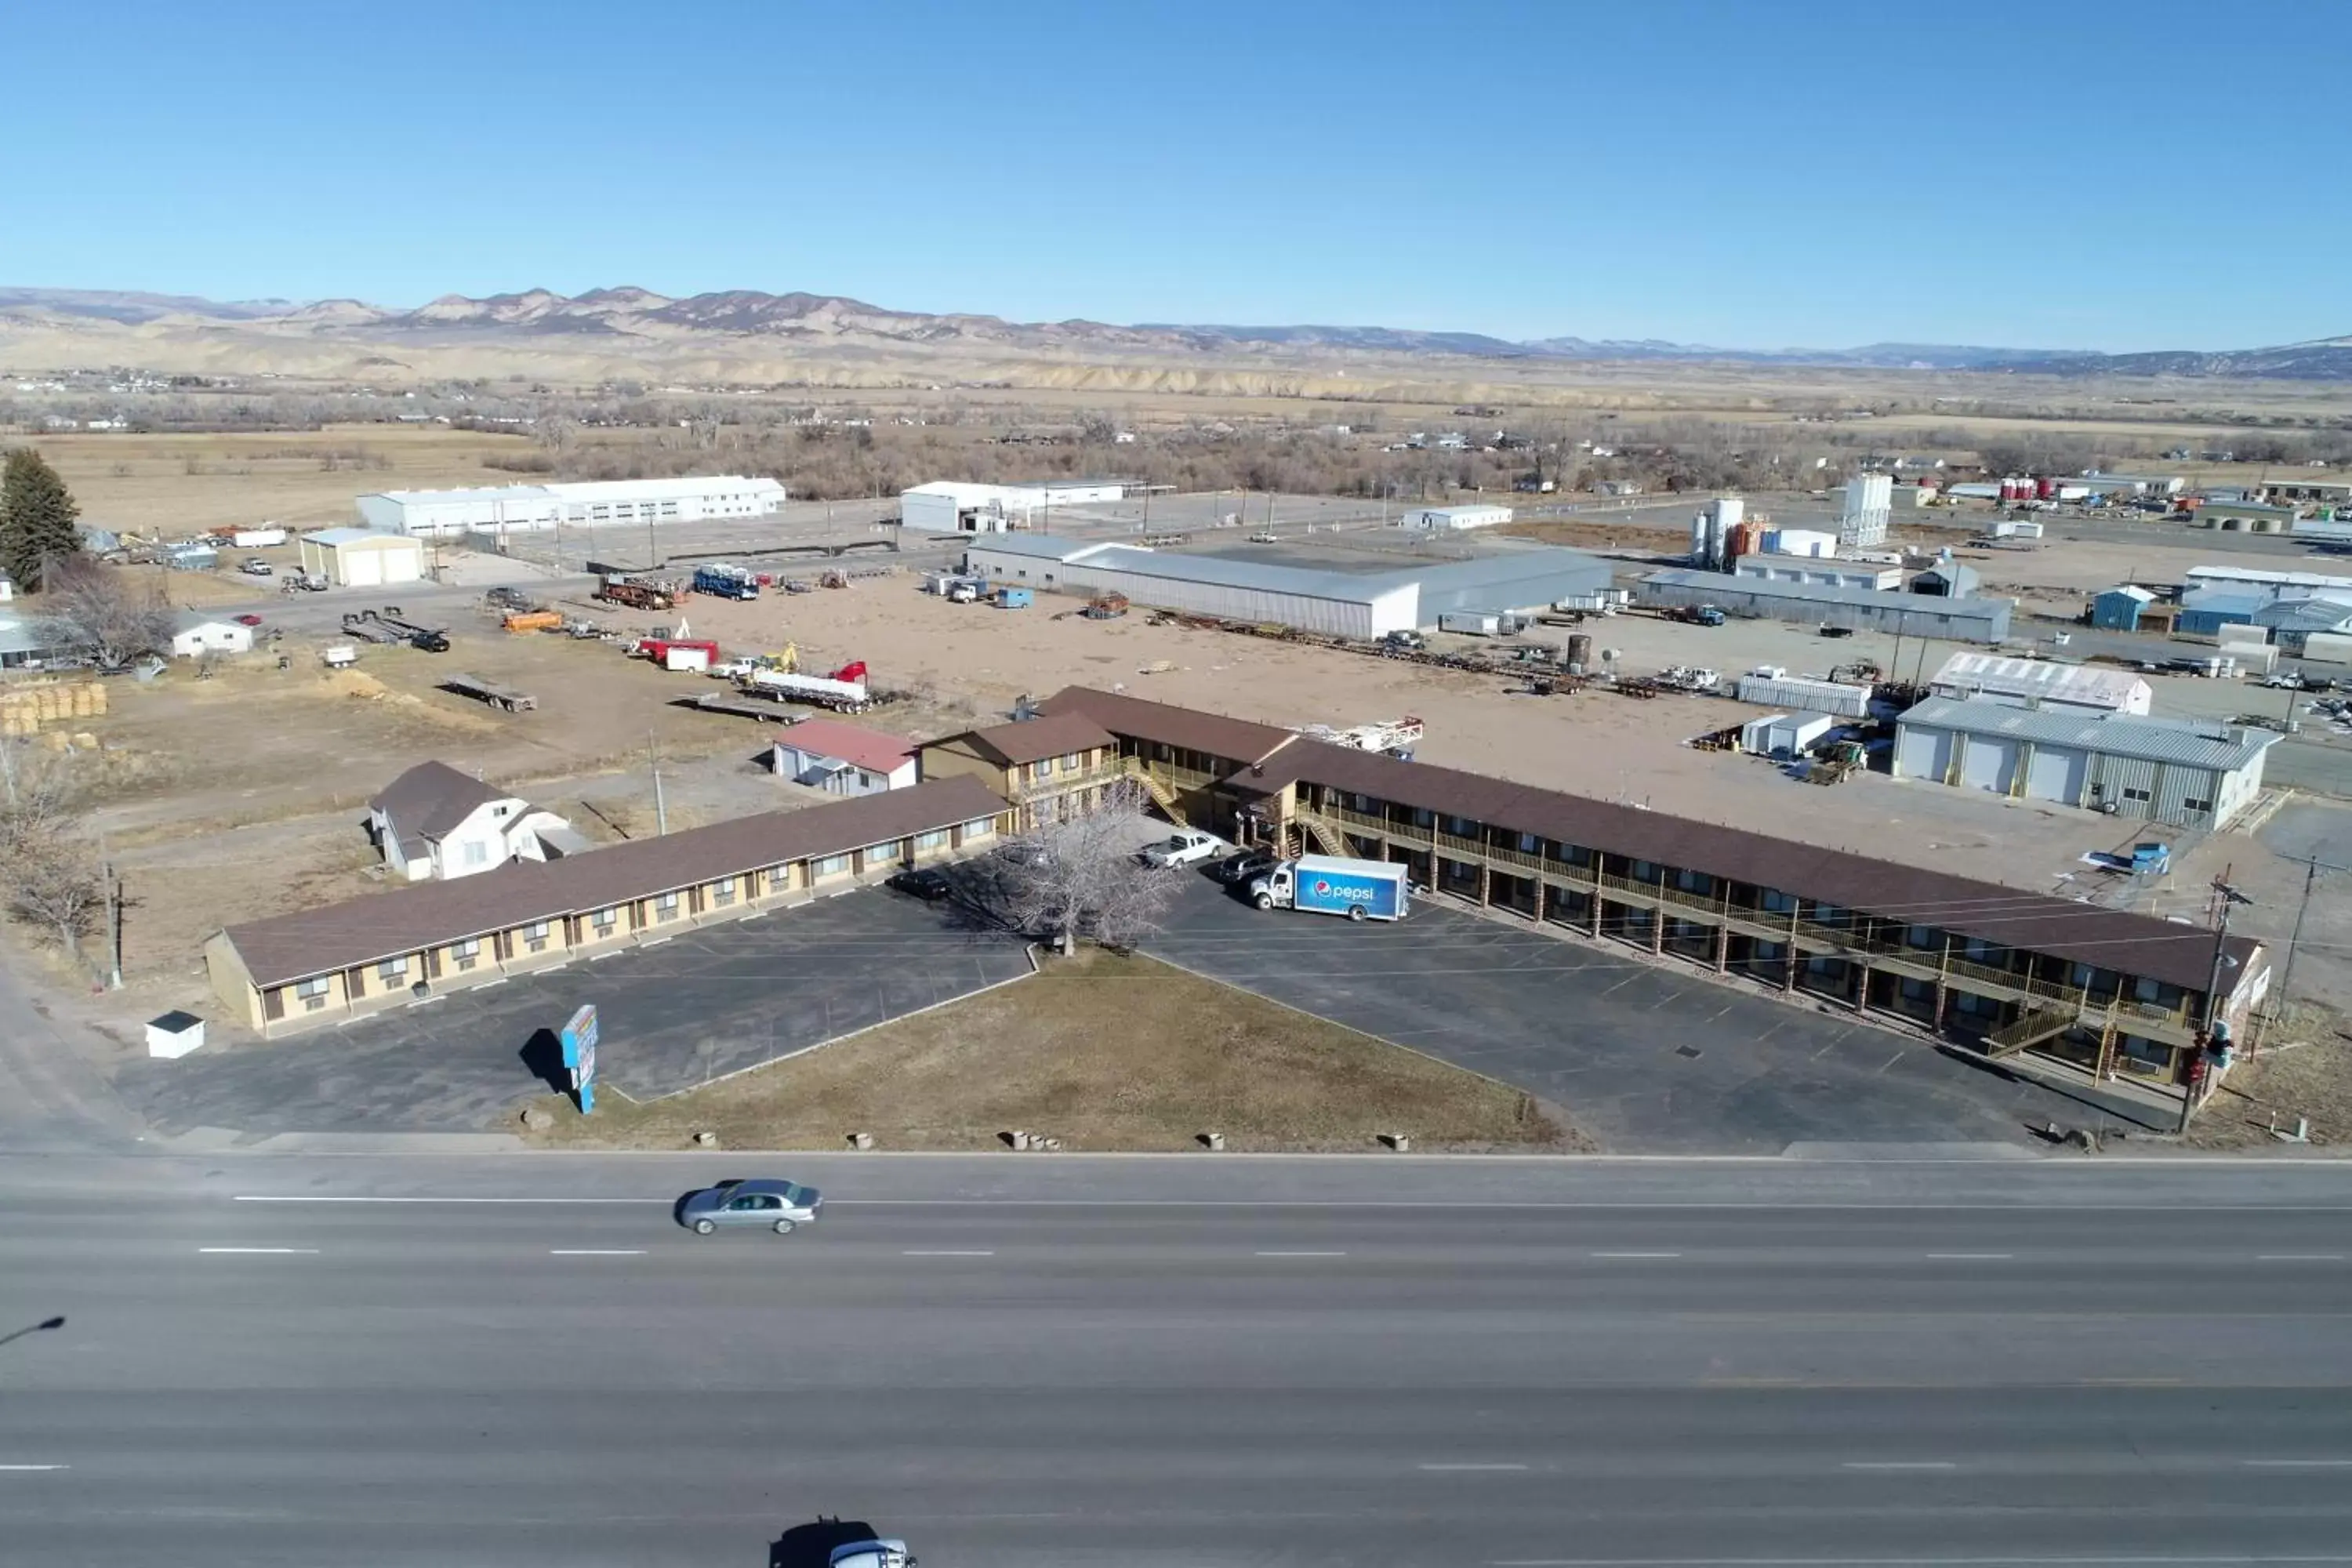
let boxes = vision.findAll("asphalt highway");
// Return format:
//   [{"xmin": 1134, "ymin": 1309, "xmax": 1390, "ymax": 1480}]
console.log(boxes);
[{"xmin": 5, "ymin": 1154, "xmax": 2352, "ymax": 1566}]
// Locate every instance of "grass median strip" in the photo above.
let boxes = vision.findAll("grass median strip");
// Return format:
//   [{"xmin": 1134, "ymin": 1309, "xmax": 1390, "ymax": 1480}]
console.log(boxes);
[{"xmin": 518, "ymin": 949, "xmax": 1576, "ymax": 1153}]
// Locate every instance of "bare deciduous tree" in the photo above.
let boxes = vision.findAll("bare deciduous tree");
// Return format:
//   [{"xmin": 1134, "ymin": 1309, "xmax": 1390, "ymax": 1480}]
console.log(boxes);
[
  {"xmin": 997, "ymin": 780, "xmax": 1181, "ymax": 956},
  {"xmin": 4, "ymin": 831, "xmax": 103, "ymax": 956},
  {"xmin": 38, "ymin": 559, "xmax": 177, "ymax": 671},
  {"xmin": 0, "ymin": 738, "xmax": 81, "ymax": 855}
]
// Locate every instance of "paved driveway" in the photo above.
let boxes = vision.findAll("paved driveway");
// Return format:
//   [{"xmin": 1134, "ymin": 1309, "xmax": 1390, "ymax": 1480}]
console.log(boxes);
[
  {"xmin": 117, "ymin": 887, "xmax": 1031, "ymax": 1134},
  {"xmin": 1149, "ymin": 879, "xmax": 2150, "ymax": 1153}
]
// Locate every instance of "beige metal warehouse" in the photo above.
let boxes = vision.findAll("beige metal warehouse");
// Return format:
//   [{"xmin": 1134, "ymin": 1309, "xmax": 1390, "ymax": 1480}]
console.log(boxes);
[{"xmin": 300, "ymin": 528, "xmax": 428, "ymax": 588}]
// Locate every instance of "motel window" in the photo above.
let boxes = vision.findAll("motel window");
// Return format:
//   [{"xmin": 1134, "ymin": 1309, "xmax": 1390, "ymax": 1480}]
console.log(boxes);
[
  {"xmin": 1900, "ymin": 978, "xmax": 1935, "ymax": 1002},
  {"xmin": 815, "ymin": 855, "xmax": 849, "ymax": 877},
  {"xmin": 524, "ymin": 920, "xmax": 550, "ymax": 940},
  {"xmin": 654, "ymin": 892, "xmax": 681, "ymax": 913},
  {"xmin": 296, "ymin": 977, "xmax": 330, "ymax": 1000},
  {"xmin": 1518, "ymin": 833, "xmax": 1542, "ymax": 854},
  {"xmin": 1062, "ymin": 753, "xmax": 1081, "ymax": 772},
  {"xmin": 451, "ymin": 938, "xmax": 481, "ymax": 959},
  {"xmin": 1444, "ymin": 815, "xmax": 1478, "ymax": 837},
  {"xmin": 1631, "ymin": 859, "xmax": 1657, "ymax": 880},
  {"xmin": 963, "ymin": 818, "xmax": 993, "ymax": 838},
  {"xmin": 917, "ymin": 829, "xmax": 949, "ymax": 850},
  {"xmin": 377, "ymin": 957, "xmax": 408, "ymax": 984},
  {"xmin": 712, "ymin": 880, "xmax": 735, "ymax": 906},
  {"xmin": 1675, "ymin": 869, "xmax": 1711, "ymax": 895},
  {"xmin": 591, "ymin": 906, "xmax": 618, "ymax": 930},
  {"xmin": 1907, "ymin": 925, "xmax": 1938, "ymax": 949},
  {"xmin": 1759, "ymin": 889, "xmax": 1796, "ymax": 913}
]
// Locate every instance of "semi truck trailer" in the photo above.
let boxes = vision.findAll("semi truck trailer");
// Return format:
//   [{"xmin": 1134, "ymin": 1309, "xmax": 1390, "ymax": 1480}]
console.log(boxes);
[{"xmin": 1248, "ymin": 855, "xmax": 1410, "ymax": 922}]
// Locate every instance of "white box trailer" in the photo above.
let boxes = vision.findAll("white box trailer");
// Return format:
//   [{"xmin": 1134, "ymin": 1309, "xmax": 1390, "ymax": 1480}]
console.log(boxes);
[
  {"xmin": 232, "ymin": 526, "xmax": 289, "ymax": 549},
  {"xmin": 1740, "ymin": 711, "xmax": 1837, "ymax": 757},
  {"xmin": 2303, "ymin": 631, "xmax": 2352, "ymax": 666},
  {"xmin": 1439, "ymin": 611, "xmax": 1519, "ymax": 637}
]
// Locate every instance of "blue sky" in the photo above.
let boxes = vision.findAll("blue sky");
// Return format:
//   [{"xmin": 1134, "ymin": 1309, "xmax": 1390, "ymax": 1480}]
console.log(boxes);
[{"xmin": 5, "ymin": 0, "xmax": 2340, "ymax": 350}]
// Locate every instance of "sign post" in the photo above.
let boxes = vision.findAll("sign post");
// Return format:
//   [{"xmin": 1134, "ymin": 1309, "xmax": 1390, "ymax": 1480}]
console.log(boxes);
[{"xmin": 559, "ymin": 1004, "xmax": 599, "ymax": 1115}]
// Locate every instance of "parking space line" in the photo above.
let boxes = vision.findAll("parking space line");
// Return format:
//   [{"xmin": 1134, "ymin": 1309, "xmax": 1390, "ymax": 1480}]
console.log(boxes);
[
  {"xmin": 1876, "ymin": 1050, "xmax": 1907, "ymax": 1074},
  {"xmin": 641, "ymin": 937, "xmax": 673, "ymax": 948}
]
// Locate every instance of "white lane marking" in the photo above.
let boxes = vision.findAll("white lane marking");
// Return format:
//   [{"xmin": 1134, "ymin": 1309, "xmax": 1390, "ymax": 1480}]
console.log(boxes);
[
  {"xmin": 902, "ymin": 1250, "xmax": 994, "ymax": 1257},
  {"xmin": 2244, "ymin": 1457, "xmax": 2352, "ymax": 1468},
  {"xmin": 1419, "ymin": 1462, "xmax": 1529, "ymax": 1472},
  {"xmin": 1492, "ymin": 1559, "xmax": 2352, "ymax": 1566},
  {"xmin": 0, "ymin": 1465, "xmax": 67, "ymax": 1471},
  {"xmin": 549, "ymin": 1249, "xmax": 645, "ymax": 1256},
  {"xmin": 1255, "ymin": 1250, "xmax": 1346, "ymax": 1257},
  {"xmin": 2259, "ymin": 1254, "xmax": 2346, "ymax": 1261},
  {"xmin": 240, "ymin": 1203, "xmax": 673, "ymax": 1213},
  {"xmin": 1591, "ymin": 1250, "xmax": 1682, "ymax": 1259},
  {"xmin": 1926, "ymin": 1253, "xmax": 2015, "ymax": 1260},
  {"xmin": 198, "ymin": 1247, "xmax": 320, "ymax": 1254},
  {"xmin": 1842, "ymin": 1460, "xmax": 1958, "ymax": 1470}
]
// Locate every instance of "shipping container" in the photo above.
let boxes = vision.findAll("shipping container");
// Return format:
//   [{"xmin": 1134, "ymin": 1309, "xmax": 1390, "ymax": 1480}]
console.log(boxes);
[
  {"xmin": 231, "ymin": 526, "xmax": 288, "ymax": 549},
  {"xmin": 1439, "ymin": 611, "xmax": 1504, "ymax": 636},
  {"xmin": 1740, "ymin": 711, "xmax": 1837, "ymax": 757}
]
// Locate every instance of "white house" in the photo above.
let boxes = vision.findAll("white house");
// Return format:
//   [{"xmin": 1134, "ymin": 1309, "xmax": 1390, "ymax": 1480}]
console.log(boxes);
[
  {"xmin": 367, "ymin": 760, "xmax": 587, "ymax": 882},
  {"xmin": 1399, "ymin": 505, "xmax": 1515, "ymax": 532},
  {"xmin": 766, "ymin": 719, "xmax": 920, "ymax": 795},
  {"xmin": 170, "ymin": 615, "xmax": 255, "ymax": 659}
]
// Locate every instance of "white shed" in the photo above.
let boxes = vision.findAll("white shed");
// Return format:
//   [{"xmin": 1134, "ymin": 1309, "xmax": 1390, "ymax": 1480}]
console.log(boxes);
[
  {"xmin": 1740, "ymin": 712, "xmax": 1837, "ymax": 757},
  {"xmin": 299, "ymin": 528, "xmax": 427, "ymax": 588},
  {"xmin": 1399, "ymin": 505, "xmax": 1515, "ymax": 532},
  {"xmin": 171, "ymin": 617, "xmax": 256, "ymax": 659}
]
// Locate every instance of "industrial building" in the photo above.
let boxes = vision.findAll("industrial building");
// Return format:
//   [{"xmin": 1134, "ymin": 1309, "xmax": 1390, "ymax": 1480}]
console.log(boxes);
[
  {"xmin": 2090, "ymin": 586, "xmax": 2160, "ymax": 631},
  {"xmin": 169, "ymin": 615, "xmax": 256, "ymax": 659},
  {"xmin": 354, "ymin": 477, "xmax": 786, "ymax": 538},
  {"xmin": 1909, "ymin": 563, "xmax": 1979, "ymax": 598},
  {"xmin": 2176, "ymin": 586, "xmax": 2268, "ymax": 640},
  {"xmin": 1036, "ymin": 686, "xmax": 2267, "ymax": 1091},
  {"xmin": 1894, "ymin": 697, "xmax": 2276, "ymax": 829},
  {"xmin": 2184, "ymin": 564, "xmax": 2352, "ymax": 599},
  {"xmin": 1838, "ymin": 472, "xmax": 1893, "ymax": 548},
  {"xmin": 2259, "ymin": 477, "xmax": 2352, "ymax": 509},
  {"xmin": 1733, "ymin": 557, "xmax": 1902, "ymax": 591},
  {"xmin": 299, "ymin": 528, "xmax": 427, "ymax": 588},
  {"xmin": 1734, "ymin": 670, "xmax": 1872, "ymax": 719},
  {"xmin": 1399, "ymin": 505, "xmax": 1514, "ymax": 532},
  {"xmin": 1928, "ymin": 652, "xmax": 2152, "ymax": 716},
  {"xmin": 1688, "ymin": 496, "xmax": 1744, "ymax": 567},
  {"xmin": 2252, "ymin": 596, "xmax": 2352, "ymax": 652},
  {"xmin": 899, "ymin": 479, "xmax": 1130, "ymax": 533},
  {"xmin": 1637, "ymin": 570, "xmax": 2013, "ymax": 642},
  {"xmin": 960, "ymin": 535, "xmax": 1612, "ymax": 637}
]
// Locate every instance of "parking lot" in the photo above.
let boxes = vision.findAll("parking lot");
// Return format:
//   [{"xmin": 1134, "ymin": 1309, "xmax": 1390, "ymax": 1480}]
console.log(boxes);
[
  {"xmin": 115, "ymin": 887, "xmax": 1033, "ymax": 1135},
  {"xmin": 1148, "ymin": 877, "xmax": 2158, "ymax": 1153}
]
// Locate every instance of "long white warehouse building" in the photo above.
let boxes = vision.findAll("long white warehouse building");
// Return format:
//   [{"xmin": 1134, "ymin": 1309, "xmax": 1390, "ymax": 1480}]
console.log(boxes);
[
  {"xmin": 356, "ymin": 477, "xmax": 786, "ymax": 538},
  {"xmin": 961, "ymin": 533, "xmax": 1610, "ymax": 637},
  {"xmin": 900, "ymin": 479, "xmax": 1131, "ymax": 534}
]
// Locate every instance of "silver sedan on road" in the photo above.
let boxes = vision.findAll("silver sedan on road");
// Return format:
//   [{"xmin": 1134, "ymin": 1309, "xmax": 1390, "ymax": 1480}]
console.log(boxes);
[{"xmin": 678, "ymin": 1178, "xmax": 823, "ymax": 1235}]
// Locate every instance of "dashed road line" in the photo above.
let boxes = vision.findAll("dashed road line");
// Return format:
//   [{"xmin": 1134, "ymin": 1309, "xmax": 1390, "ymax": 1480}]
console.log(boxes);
[
  {"xmin": 198, "ymin": 1247, "xmax": 320, "ymax": 1254},
  {"xmin": 549, "ymin": 1249, "xmax": 646, "ymax": 1256}
]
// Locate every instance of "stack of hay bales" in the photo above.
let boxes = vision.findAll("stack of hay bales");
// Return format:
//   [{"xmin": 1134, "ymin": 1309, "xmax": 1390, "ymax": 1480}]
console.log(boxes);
[{"xmin": 0, "ymin": 681, "xmax": 107, "ymax": 737}]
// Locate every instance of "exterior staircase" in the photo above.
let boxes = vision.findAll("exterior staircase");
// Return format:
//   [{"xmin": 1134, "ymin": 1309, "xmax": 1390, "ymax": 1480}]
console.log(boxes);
[
  {"xmin": 1987, "ymin": 1007, "xmax": 2076, "ymax": 1057},
  {"xmin": 1121, "ymin": 757, "xmax": 1183, "ymax": 818},
  {"xmin": 1294, "ymin": 808, "xmax": 1348, "ymax": 858}
]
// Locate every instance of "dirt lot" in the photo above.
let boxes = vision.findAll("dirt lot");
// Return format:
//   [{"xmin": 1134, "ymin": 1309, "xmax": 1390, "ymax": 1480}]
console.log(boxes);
[
  {"xmin": 2187, "ymin": 1006, "xmax": 2352, "ymax": 1150},
  {"xmin": 521, "ymin": 948, "xmax": 1571, "ymax": 1152}
]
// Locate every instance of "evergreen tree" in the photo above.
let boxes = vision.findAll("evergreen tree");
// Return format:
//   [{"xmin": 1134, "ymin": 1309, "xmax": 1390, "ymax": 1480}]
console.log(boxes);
[{"xmin": 0, "ymin": 448, "xmax": 84, "ymax": 592}]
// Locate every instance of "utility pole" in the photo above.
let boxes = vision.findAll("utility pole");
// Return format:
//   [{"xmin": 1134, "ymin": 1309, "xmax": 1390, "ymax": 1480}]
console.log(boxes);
[
  {"xmin": 2180, "ymin": 880, "xmax": 2252, "ymax": 1133},
  {"xmin": 2272, "ymin": 856, "xmax": 2347, "ymax": 1036},
  {"xmin": 648, "ymin": 731, "xmax": 669, "ymax": 837}
]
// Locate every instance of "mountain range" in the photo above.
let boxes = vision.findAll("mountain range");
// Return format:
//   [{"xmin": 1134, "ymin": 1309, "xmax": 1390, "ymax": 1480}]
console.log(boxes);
[{"xmin": 2, "ymin": 285, "xmax": 2347, "ymax": 383}]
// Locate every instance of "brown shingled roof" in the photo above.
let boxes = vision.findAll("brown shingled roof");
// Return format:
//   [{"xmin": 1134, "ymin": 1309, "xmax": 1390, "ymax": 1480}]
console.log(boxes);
[
  {"xmin": 1239, "ymin": 738, "xmax": 2245, "ymax": 993},
  {"xmin": 958, "ymin": 711, "xmax": 1117, "ymax": 767},
  {"xmin": 223, "ymin": 775, "xmax": 1008, "ymax": 989},
  {"xmin": 1039, "ymin": 686, "xmax": 1295, "ymax": 768},
  {"xmin": 368, "ymin": 760, "xmax": 513, "ymax": 844}
]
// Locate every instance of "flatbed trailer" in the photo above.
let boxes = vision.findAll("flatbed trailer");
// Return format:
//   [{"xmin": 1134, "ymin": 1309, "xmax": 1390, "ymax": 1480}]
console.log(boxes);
[{"xmin": 443, "ymin": 673, "xmax": 537, "ymax": 713}]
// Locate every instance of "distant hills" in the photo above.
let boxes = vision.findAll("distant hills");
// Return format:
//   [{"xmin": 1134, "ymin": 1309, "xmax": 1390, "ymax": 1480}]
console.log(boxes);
[{"xmin": 1, "ymin": 284, "xmax": 2346, "ymax": 382}]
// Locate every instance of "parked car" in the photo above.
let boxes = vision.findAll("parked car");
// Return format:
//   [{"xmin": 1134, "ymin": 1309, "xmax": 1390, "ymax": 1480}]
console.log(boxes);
[
  {"xmin": 1141, "ymin": 829, "xmax": 1222, "ymax": 869},
  {"xmin": 239, "ymin": 558, "xmax": 274, "ymax": 577},
  {"xmin": 232, "ymin": 612, "xmax": 264, "ymax": 627},
  {"xmin": 1215, "ymin": 848, "xmax": 1278, "ymax": 885},
  {"xmin": 484, "ymin": 586, "xmax": 531, "ymax": 610},
  {"xmin": 887, "ymin": 866, "xmax": 956, "ymax": 902},
  {"xmin": 678, "ymin": 1178, "xmax": 823, "ymax": 1236}
]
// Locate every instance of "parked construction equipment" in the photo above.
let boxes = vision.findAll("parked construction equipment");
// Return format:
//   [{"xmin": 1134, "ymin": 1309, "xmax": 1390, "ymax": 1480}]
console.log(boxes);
[
  {"xmin": 502, "ymin": 610, "xmax": 564, "ymax": 633},
  {"xmin": 1298, "ymin": 716, "xmax": 1425, "ymax": 754},
  {"xmin": 1083, "ymin": 592, "xmax": 1130, "ymax": 619},
  {"xmin": 692, "ymin": 564, "xmax": 760, "ymax": 601},
  {"xmin": 593, "ymin": 576, "xmax": 680, "ymax": 612}
]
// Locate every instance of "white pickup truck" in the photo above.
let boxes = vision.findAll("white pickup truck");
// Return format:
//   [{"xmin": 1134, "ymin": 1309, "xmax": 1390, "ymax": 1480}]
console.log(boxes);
[{"xmin": 1139, "ymin": 829, "xmax": 1221, "ymax": 869}]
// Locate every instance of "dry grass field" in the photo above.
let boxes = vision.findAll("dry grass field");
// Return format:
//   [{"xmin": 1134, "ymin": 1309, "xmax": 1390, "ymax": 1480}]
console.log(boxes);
[{"xmin": 521, "ymin": 948, "xmax": 1572, "ymax": 1153}]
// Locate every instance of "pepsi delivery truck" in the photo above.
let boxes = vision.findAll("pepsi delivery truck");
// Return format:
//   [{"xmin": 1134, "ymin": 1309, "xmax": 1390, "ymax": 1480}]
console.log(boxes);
[{"xmin": 1248, "ymin": 855, "xmax": 1410, "ymax": 923}]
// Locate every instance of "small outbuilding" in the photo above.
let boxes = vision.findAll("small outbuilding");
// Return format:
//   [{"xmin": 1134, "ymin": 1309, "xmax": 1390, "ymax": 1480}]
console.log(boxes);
[
  {"xmin": 767, "ymin": 719, "xmax": 920, "ymax": 796},
  {"xmin": 300, "ymin": 528, "xmax": 427, "ymax": 589},
  {"xmin": 1398, "ymin": 505, "xmax": 1514, "ymax": 532},
  {"xmin": 171, "ymin": 615, "xmax": 256, "ymax": 659},
  {"xmin": 1909, "ymin": 564, "xmax": 1979, "ymax": 599},
  {"xmin": 2091, "ymin": 586, "xmax": 2158, "ymax": 631}
]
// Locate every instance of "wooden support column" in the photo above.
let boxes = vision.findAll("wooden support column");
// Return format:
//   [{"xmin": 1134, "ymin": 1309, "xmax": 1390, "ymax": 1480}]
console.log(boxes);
[
  {"xmin": 1934, "ymin": 935, "xmax": 1954, "ymax": 1030},
  {"xmin": 1589, "ymin": 864, "xmax": 1604, "ymax": 938},
  {"xmin": 1651, "ymin": 866, "xmax": 1667, "ymax": 955},
  {"xmin": 1784, "ymin": 906, "xmax": 1800, "ymax": 993},
  {"xmin": 1714, "ymin": 890, "xmax": 1731, "ymax": 973},
  {"xmin": 1478, "ymin": 857, "xmax": 1490, "ymax": 908}
]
